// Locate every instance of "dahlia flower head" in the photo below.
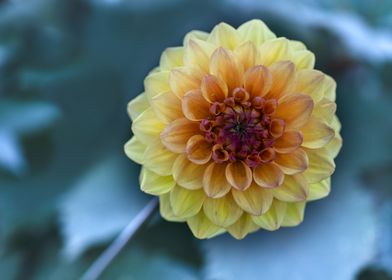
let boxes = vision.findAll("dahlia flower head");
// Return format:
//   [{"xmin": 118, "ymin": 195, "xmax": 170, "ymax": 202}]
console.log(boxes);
[{"xmin": 125, "ymin": 20, "xmax": 342, "ymax": 239}]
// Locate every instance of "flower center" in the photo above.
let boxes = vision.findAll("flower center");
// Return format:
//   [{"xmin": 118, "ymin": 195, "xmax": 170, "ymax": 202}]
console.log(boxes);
[{"xmin": 200, "ymin": 87, "xmax": 284, "ymax": 167}]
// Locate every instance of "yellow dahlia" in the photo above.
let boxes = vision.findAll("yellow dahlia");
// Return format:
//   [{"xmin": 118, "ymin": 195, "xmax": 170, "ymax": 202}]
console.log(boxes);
[{"xmin": 125, "ymin": 20, "xmax": 342, "ymax": 239}]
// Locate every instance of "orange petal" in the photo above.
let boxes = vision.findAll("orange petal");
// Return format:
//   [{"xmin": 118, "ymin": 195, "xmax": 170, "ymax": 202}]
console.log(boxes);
[
  {"xmin": 203, "ymin": 194, "xmax": 243, "ymax": 227},
  {"xmin": 266, "ymin": 61, "xmax": 296, "ymax": 99},
  {"xmin": 186, "ymin": 135, "xmax": 212, "ymax": 164},
  {"xmin": 301, "ymin": 118, "xmax": 335, "ymax": 149},
  {"xmin": 253, "ymin": 162, "xmax": 284, "ymax": 188},
  {"xmin": 274, "ymin": 130, "xmax": 303, "ymax": 153},
  {"xmin": 274, "ymin": 148, "xmax": 308, "ymax": 175},
  {"xmin": 225, "ymin": 161, "xmax": 253, "ymax": 191},
  {"xmin": 160, "ymin": 118, "xmax": 200, "ymax": 153},
  {"xmin": 203, "ymin": 162, "xmax": 231, "ymax": 198},
  {"xmin": 182, "ymin": 89, "xmax": 211, "ymax": 121},
  {"xmin": 232, "ymin": 182, "xmax": 273, "ymax": 215},
  {"xmin": 269, "ymin": 118, "xmax": 285, "ymax": 138},
  {"xmin": 274, "ymin": 94, "xmax": 314, "ymax": 129},
  {"xmin": 273, "ymin": 173, "xmax": 308, "ymax": 202},
  {"xmin": 243, "ymin": 65, "xmax": 272, "ymax": 98},
  {"xmin": 151, "ymin": 91, "xmax": 183, "ymax": 124},
  {"xmin": 201, "ymin": 74, "xmax": 228, "ymax": 103},
  {"xmin": 209, "ymin": 47, "xmax": 243, "ymax": 92},
  {"xmin": 234, "ymin": 41, "xmax": 260, "ymax": 71},
  {"xmin": 169, "ymin": 67, "xmax": 202, "ymax": 99},
  {"xmin": 172, "ymin": 154, "xmax": 206, "ymax": 190}
]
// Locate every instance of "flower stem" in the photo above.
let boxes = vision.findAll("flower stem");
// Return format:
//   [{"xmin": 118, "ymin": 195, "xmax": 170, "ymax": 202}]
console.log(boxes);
[{"xmin": 81, "ymin": 198, "xmax": 159, "ymax": 280}]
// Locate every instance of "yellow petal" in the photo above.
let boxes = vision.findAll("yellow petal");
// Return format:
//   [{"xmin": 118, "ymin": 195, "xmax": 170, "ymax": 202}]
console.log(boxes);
[
  {"xmin": 234, "ymin": 41, "xmax": 261, "ymax": 71},
  {"xmin": 132, "ymin": 107, "xmax": 165, "ymax": 144},
  {"xmin": 259, "ymin": 37, "xmax": 290, "ymax": 66},
  {"xmin": 186, "ymin": 135, "xmax": 212, "ymax": 165},
  {"xmin": 323, "ymin": 75, "xmax": 336, "ymax": 101},
  {"xmin": 295, "ymin": 69, "xmax": 326, "ymax": 103},
  {"xmin": 253, "ymin": 162, "xmax": 284, "ymax": 188},
  {"xmin": 203, "ymin": 162, "xmax": 231, "ymax": 198},
  {"xmin": 273, "ymin": 174, "xmax": 309, "ymax": 202},
  {"xmin": 274, "ymin": 130, "xmax": 303, "ymax": 153},
  {"xmin": 266, "ymin": 61, "xmax": 296, "ymax": 99},
  {"xmin": 275, "ymin": 94, "xmax": 314, "ymax": 129},
  {"xmin": 225, "ymin": 161, "xmax": 253, "ymax": 191},
  {"xmin": 160, "ymin": 193, "xmax": 186, "ymax": 222},
  {"xmin": 172, "ymin": 154, "xmax": 205, "ymax": 190},
  {"xmin": 252, "ymin": 199, "xmax": 287, "ymax": 231},
  {"xmin": 301, "ymin": 118, "xmax": 335, "ymax": 149},
  {"xmin": 140, "ymin": 167, "xmax": 175, "ymax": 195},
  {"xmin": 127, "ymin": 93, "xmax": 149, "ymax": 121},
  {"xmin": 281, "ymin": 202, "xmax": 306, "ymax": 226},
  {"xmin": 124, "ymin": 137, "xmax": 146, "ymax": 165},
  {"xmin": 291, "ymin": 49, "xmax": 315, "ymax": 70},
  {"xmin": 201, "ymin": 74, "xmax": 228, "ymax": 103},
  {"xmin": 183, "ymin": 30, "xmax": 209, "ymax": 44},
  {"xmin": 243, "ymin": 65, "xmax": 272, "ymax": 98},
  {"xmin": 313, "ymin": 98, "xmax": 337, "ymax": 124},
  {"xmin": 232, "ymin": 182, "xmax": 273, "ymax": 215},
  {"xmin": 187, "ymin": 211, "xmax": 225, "ymax": 239},
  {"xmin": 208, "ymin": 22, "xmax": 240, "ymax": 50},
  {"xmin": 274, "ymin": 148, "xmax": 308, "ymax": 175},
  {"xmin": 237, "ymin": 19, "xmax": 276, "ymax": 46},
  {"xmin": 169, "ymin": 67, "xmax": 202, "ymax": 99},
  {"xmin": 209, "ymin": 47, "xmax": 243, "ymax": 92},
  {"xmin": 159, "ymin": 47, "xmax": 184, "ymax": 71},
  {"xmin": 160, "ymin": 118, "xmax": 200, "ymax": 153},
  {"xmin": 151, "ymin": 91, "xmax": 183, "ymax": 124},
  {"xmin": 203, "ymin": 194, "xmax": 243, "ymax": 227},
  {"xmin": 307, "ymin": 177, "xmax": 331, "ymax": 201},
  {"xmin": 182, "ymin": 89, "xmax": 211, "ymax": 121},
  {"xmin": 303, "ymin": 147, "xmax": 335, "ymax": 183},
  {"xmin": 184, "ymin": 38, "xmax": 215, "ymax": 73},
  {"xmin": 144, "ymin": 71, "xmax": 170, "ymax": 101},
  {"xmin": 144, "ymin": 138, "xmax": 178, "ymax": 176},
  {"xmin": 170, "ymin": 185, "xmax": 205, "ymax": 219},
  {"xmin": 325, "ymin": 132, "xmax": 342, "ymax": 159},
  {"xmin": 228, "ymin": 213, "xmax": 259, "ymax": 239}
]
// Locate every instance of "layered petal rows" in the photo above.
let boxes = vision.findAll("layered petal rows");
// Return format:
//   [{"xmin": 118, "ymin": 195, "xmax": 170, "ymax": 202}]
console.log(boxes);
[{"xmin": 125, "ymin": 20, "xmax": 342, "ymax": 239}]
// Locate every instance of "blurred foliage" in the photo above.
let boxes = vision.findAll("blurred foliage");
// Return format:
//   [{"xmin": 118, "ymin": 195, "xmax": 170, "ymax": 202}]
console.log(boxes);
[{"xmin": 0, "ymin": 0, "xmax": 392, "ymax": 279}]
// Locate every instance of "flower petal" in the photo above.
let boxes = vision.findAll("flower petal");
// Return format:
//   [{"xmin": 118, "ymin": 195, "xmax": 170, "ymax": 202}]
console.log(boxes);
[
  {"xmin": 274, "ymin": 148, "xmax": 309, "ymax": 175},
  {"xmin": 266, "ymin": 61, "xmax": 296, "ymax": 99},
  {"xmin": 234, "ymin": 41, "xmax": 261, "ymax": 71},
  {"xmin": 132, "ymin": 107, "xmax": 165, "ymax": 144},
  {"xmin": 169, "ymin": 67, "xmax": 202, "ymax": 99},
  {"xmin": 325, "ymin": 132, "xmax": 343, "ymax": 159},
  {"xmin": 187, "ymin": 211, "xmax": 225, "ymax": 239},
  {"xmin": 182, "ymin": 89, "xmax": 211, "ymax": 121},
  {"xmin": 303, "ymin": 147, "xmax": 335, "ymax": 183},
  {"xmin": 237, "ymin": 19, "xmax": 276, "ymax": 46},
  {"xmin": 208, "ymin": 22, "xmax": 240, "ymax": 50},
  {"xmin": 184, "ymin": 39, "xmax": 215, "ymax": 73},
  {"xmin": 289, "ymin": 41, "xmax": 315, "ymax": 70},
  {"xmin": 281, "ymin": 202, "xmax": 306, "ymax": 226},
  {"xmin": 144, "ymin": 71, "xmax": 170, "ymax": 101},
  {"xmin": 144, "ymin": 138, "xmax": 178, "ymax": 176},
  {"xmin": 159, "ymin": 47, "xmax": 184, "ymax": 71},
  {"xmin": 307, "ymin": 177, "xmax": 331, "ymax": 201},
  {"xmin": 170, "ymin": 185, "xmax": 205, "ymax": 219},
  {"xmin": 273, "ymin": 174, "xmax": 309, "ymax": 202},
  {"xmin": 186, "ymin": 135, "xmax": 212, "ymax": 164},
  {"xmin": 232, "ymin": 182, "xmax": 273, "ymax": 215},
  {"xmin": 253, "ymin": 162, "xmax": 284, "ymax": 188},
  {"xmin": 259, "ymin": 37, "xmax": 289, "ymax": 66},
  {"xmin": 201, "ymin": 74, "xmax": 228, "ymax": 103},
  {"xmin": 228, "ymin": 213, "xmax": 259, "ymax": 239},
  {"xmin": 140, "ymin": 167, "xmax": 175, "ymax": 195},
  {"xmin": 160, "ymin": 193, "xmax": 186, "ymax": 222},
  {"xmin": 124, "ymin": 137, "xmax": 146, "ymax": 164},
  {"xmin": 203, "ymin": 162, "xmax": 231, "ymax": 198},
  {"xmin": 323, "ymin": 75, "xmax": 336, "ymax": 101},
  {"xmin": 274, "ymin": 94, "xmax": 314, "ymax": 129},
  {"xmin": 203, "ymin": 194, "xmax": 243, "ymax": 227},
  {"xmin": 160, "ymin": 118, "xmax": 200, "ymax": 153},
  {"xmin": 225, "ymin": 161, "xmax": 253, "ymax": 191},
  {"xmin": 252, "ymin": 199, "xmax": 287, "ymax": 231},
  {"xmin": 243, "ymin": 65, "xmax": 272, "ymax": 98},
  {"xmin": 183, "ymin": 30, "xmax": 209, "ymax": 44},
  {"xmin": 274, "ymin": 130, "xmax": 303, "ymax": 153},
  {"xmin": 151, "ymin": 91, "xmax": 183, "ymax": 124},
  {"xmin": 313, "ymin": 98, "xmax": 337, "ymax": 123},
  {"xmin": 209, "ymin": 47, "xmax": 243, "ymax": 92},
  {"xmin": 172, "ymin": 154, "xmax": 205, "ymax": 190},
  {"xmin": 295, "ymin": 69, "xmax": 326, "ymax": 103},
  {"xmin": 301, "ymin": 118, "xmax": 335, "ymax": 149},
  {"xmin": 127, "ymin": 93, "xmax": 149, "ymax": 121}
]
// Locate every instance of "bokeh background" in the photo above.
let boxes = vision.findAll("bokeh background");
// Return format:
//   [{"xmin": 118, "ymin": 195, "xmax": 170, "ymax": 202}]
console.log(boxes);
[{"xmin": 1, "ymin": 0, "xmax": 392, "ymax": 279}]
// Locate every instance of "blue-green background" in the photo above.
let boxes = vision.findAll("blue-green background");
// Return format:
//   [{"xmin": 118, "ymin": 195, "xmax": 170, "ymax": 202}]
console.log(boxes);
[{"xmin": 1, "ymin": 0, "xmax": 392, "ymax": 279}]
